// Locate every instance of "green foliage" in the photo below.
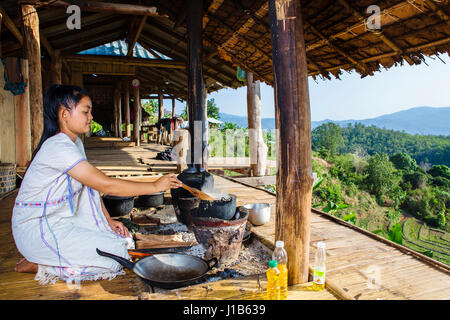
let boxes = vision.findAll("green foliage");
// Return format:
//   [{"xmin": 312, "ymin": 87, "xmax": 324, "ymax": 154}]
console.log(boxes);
[
  {"xmin": 428, "ymin": 165, "xmax": 450, "ymax": 180},
  {"xmin": 387, "ymin": 223, "xmax": 403, "ymax": 245},
  {"xmin": 333, "ymin": 123, "xmax": 450, "ymax": 167},
  {"xmin": 90, "ymin": 120, "xmax": 103, "ymax": 134},
  {"xmin": 365, "ymin": 153, "xmax": 402, "ymax": 199},
  {"xmin": 342, "ymin": 212, "xmax": 357, "ymax": 225},
  {"xmin": 312, "ymin": 122, "xmax": 344, "ymax": 156},
  {"xmin": 390, "ymin": 152, "xmax": 418, "ymax": 171},
  {"xmin": 141, "ymin": 100, "xmax": 159, "ymax": 124},
  {"xmin": 207, "ymin": 98, "xmax": 220, "ymax": 120},
  {"xmin": 403, "ymin": 171, "xmax": 428, "ymax": 190}
]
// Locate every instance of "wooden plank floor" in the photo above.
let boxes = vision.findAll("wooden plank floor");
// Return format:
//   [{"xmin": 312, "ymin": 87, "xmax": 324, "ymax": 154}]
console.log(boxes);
[{"xmin": 1, "ymin": 141, "xmax": 449, "ymax": 300}]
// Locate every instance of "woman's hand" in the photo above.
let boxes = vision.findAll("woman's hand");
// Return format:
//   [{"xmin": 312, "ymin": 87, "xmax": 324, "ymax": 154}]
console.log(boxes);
[
  {"xmin": 108, "ymin": 219, "xmax": 130, "ymax": 237},
  {"xmin": 155, "ymin": 173, "xmax": 183, "ymax": 192}
]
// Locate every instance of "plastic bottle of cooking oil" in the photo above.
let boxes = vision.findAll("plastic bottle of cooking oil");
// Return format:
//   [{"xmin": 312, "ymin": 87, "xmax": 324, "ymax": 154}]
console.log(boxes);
[
  {"xmin": 312, "ymin": 241, "xmax": 326, "ymax": 291},
  {"xmin": 272, "ymin": 240, "xmax": 288, "ymax": 299},
  {"xmin": 266, "ymin": 260, "xmax": 280, "ymax": 300}
]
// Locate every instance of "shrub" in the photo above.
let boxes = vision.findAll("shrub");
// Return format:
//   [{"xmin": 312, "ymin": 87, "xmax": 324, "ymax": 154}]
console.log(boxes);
[
  {"xmin": 390, "ymin": 152, "xmax": 418, "ymax": 171},
  {"xmin": 365, "ymin": 153, "xmax": 402, "ymax": 198},
  {"xmin": 428, "ymin": 165, "xmax": 450, "ymax": 180}
]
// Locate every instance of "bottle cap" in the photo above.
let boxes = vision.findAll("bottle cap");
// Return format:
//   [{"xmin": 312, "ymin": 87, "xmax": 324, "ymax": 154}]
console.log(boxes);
[
  {"xmin": 275, "ymin": 240, "xmax": 284, "ymax": 248},
  {"xmin": 268, "ymin": 260, "xmax": 278, "ymax": 268},
  {"xmin": 317, "ymin": 241, "xmax": 326, "ymax": 249}
]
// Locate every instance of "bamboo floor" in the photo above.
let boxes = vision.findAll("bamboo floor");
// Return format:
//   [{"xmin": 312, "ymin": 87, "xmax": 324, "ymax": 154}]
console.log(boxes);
[{"xmin": 1, "ymin": 140, "xmax": 449, "ymax": 300}]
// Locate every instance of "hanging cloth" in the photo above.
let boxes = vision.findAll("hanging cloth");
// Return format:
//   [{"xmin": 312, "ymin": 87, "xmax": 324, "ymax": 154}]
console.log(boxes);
[{"xmin": 2, "ymin": 57, "xmax": 27, "ymax": 95}]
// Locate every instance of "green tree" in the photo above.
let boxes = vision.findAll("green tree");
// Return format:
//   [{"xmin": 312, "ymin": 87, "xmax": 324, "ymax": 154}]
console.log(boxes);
[
  {"xmin": 207, "ymin": 98, "xmax": 220, "ymax": 120},
  {"xmin": 390, "ymin": 152, "xmax": 418, "ymax": 171},
  {"xmin": 365, "ymin": 153, "xmax": 401, "ymax": 199},
  {"xmin": 428, "ymin": 165, "xmax": 450, "ymax": 180},
  {"xmin": 141, "ymin": 100, "xmax": 159, "ymax": 124},
  {"xmin": 312, "ymin": 122, "xmax": 344, "ymax": 156}
]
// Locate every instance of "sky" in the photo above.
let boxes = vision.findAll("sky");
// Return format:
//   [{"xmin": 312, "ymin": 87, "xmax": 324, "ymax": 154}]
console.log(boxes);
[{"xmin": 170, "ymin": 54, "xmax": 450, "ymax": 121}]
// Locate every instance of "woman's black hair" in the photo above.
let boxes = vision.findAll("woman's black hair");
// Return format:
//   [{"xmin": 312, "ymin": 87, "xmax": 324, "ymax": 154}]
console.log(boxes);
[{"xmin": 30, "ymin": 84, "xmax": 90, "ymax": 162}]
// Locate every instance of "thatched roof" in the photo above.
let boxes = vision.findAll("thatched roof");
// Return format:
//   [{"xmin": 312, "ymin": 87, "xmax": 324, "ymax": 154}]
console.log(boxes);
[{"xmin": 1, "ymin": 0, "xmax": 449, "ymax": 99}]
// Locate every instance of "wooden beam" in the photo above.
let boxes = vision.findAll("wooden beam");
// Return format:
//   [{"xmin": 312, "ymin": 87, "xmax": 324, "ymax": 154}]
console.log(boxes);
[
  {"xmin": 246, "ymin": 72, "xmax": 267, "ymax": 177},
  {"xmin": 424, "ymin": 0, "xmax": 450, "ymax": 26},
  {"xmin": 269, "ymin": 0, "xmax": 313, "ymax": 285},
  {"xmin": 186, "ymin": 0, "xmax": 207, "ymax": 171},
  {"xmin": 0, "ymin": 6, "xmax": 23, "ymax": 45},
  {"xmin": 132, "ymin": 84, "xmax": 141, "ymax": 146},
  {"xmin": 337, "ymin": 0, "xmax": 415, "ymax": 66},
  {"xmin": 158, "ymin": 90, "xmax": 164, "ymax": 120},
  {"xmin": 14, "ymin": 59, "xmax": 32, "ymax": 167},
  {"xmin": 51, "ymin": 49, "xmax": 62, "ymax": 84},
  {"xmin": 64, "ymin": 54, "xmax": 185, "ymax": 69},
  {"xmin": 172, "ymin": 97, "xmax": 176, "ymax": 117},
  {"xmin": 21, "ymin": 5, "xmax": 43, "ymax": 152},
  {"xmin": 127, "ymin": 16, "xmax": 148, "ymax": 57},
  {"xmin": 123, "ymin": 78, "xmax": 131, "ymax": 138},
  {"xmin": 18, "ymin": 0, "xmax": 161, "ymax": 17},
  {"xmin": 310, "ymin": 36, "xmax": 450, "ymax": 77},
  {"xmin": 304, "ymin": 19, "xmax": 373, "ymax": 76}
]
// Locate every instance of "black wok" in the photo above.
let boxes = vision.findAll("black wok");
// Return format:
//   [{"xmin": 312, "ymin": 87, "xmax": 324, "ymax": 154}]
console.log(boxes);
[{"xmin": 96, "ymin": 248, "xmax": 218, "ymax": 289}]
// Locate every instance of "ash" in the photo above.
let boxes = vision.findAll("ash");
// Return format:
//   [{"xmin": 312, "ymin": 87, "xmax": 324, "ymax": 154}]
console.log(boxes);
[{"xmin": 137, "ymin": 203, "xmax": 273, "ymax": 294}]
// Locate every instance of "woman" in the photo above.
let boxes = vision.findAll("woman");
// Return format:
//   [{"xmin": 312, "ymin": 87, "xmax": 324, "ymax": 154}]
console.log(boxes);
[{"xmin": 12, "ymin": 84, "xmax": 182, "ymax": 284}]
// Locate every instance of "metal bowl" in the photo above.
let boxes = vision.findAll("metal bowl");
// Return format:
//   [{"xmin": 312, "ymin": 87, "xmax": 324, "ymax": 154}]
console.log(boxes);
[{"xmin": 240, "ymin": 203, "xmax": 271, "ymax": 226}]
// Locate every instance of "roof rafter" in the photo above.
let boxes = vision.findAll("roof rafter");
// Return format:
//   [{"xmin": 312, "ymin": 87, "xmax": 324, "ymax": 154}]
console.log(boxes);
[{"xmin": 337, "ymin": 0, "xmax": 415, "ymax": 65}]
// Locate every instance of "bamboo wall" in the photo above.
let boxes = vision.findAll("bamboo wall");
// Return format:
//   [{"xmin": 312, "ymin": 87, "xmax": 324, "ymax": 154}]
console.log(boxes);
[{"xmin": 0, "ymin": 63, "xmax": 16, "ymax": 164}]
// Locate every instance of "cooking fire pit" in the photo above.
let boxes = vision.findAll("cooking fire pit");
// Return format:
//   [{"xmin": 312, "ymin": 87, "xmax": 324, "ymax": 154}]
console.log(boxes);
[{"xmin": 192, "ymin": 210, "xmax": 248, "ymax": 266}]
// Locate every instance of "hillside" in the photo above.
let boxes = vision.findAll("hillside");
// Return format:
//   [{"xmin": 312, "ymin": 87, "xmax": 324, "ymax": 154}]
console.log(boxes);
[{"xmin": 219, "ymin": 106, "xmax": 450, "ymax": 136}]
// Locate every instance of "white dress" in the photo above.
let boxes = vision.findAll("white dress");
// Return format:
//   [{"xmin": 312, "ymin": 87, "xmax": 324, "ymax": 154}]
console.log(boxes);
[{"xmin": 12, "ymin": 133, "xmax": 132, "ymax": 285}]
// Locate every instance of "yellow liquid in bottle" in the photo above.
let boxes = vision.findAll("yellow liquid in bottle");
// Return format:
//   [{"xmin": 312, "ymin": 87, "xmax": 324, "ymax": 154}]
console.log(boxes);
[
  {"xmin": 312, "ymin": 268, "xmax": 325, "ymax": 291},
  {"xmin": 277, "ymin": 263, "xmax": 288, "ymax": 299},
  {"xmin": 266, "ymin": 267, "xmax": 280, "ymax": 300}
]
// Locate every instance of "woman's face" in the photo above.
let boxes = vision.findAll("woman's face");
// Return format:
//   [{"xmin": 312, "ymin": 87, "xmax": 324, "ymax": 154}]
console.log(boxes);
[{"xmin": 62, "ymin": 96, "xmax": 93, "ymax": 135}]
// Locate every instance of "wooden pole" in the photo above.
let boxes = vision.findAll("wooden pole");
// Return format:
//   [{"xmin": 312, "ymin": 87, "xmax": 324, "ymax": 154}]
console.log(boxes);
[
  {"xmin": 14, "ymin": 59, "xmax": 32, "ymax": 168},
  {"xmin": 246, "ymin": 71, "xmax": 268, "ymax": 177},
  {"xmin": 133, "ymin": 85, "xmax": 140, "ymax": 146},
  {"xmin": 123, "ymin": 78, "xmax": 131, "ymax": 138},
  {"xmin": 172, "ymin": 97, "xmax": 176, "ymax": 117},
  {"xmin": 21, "ymin": 5, "xmax": 43, "ymax": 152},
  {"xmin": 113, "ymin": 85, "xmax": 122, "ymax": 138},
  {"xmin": 268, "ymin": 0, "xmax": 314, "ymax": 285},
  {"xmin": 186, "ymin": 0, "xmax": 206, "ymax": 171},
  {"xmin": 51, "ymin": 49, "xmax": 62, "ymax": 84},
  {"xmin": 158, "ymin": 90, "xmax": 164, "ymax": 120}
]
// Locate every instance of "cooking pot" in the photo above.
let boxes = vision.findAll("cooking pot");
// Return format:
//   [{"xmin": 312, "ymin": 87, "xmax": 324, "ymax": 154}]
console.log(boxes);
[
  {"xmin": 101, "ymin": 195, "xmax": 134, "ymax": 217},
  {"xmin": 171, "ymin": 169, "xmax": 214, "ymax": 207},
  {"xmin": 192, "ymin": 194, "xmax": 237, "ymax": 220},
  {"xmin": 96, "ymin": 248, "xmax": 218, "ymax": 289},
  {"xmin": 136, "ymin": 192, "xmax": 165, "ymax": 208}
]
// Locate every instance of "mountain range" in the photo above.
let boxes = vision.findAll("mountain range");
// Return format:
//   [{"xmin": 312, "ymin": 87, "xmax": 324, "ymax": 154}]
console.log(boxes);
[{"xmin": 219, "ymin": 106, "xmax": 450, "ymax": 136}]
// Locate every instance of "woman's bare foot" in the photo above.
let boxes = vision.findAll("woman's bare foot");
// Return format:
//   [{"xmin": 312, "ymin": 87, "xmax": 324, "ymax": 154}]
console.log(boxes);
[{"xmin": 14, "ymin": 258, "xmax": 38, "ymax": 273}]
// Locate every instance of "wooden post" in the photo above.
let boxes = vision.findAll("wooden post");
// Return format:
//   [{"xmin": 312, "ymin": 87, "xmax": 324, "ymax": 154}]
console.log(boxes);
[
  {"xmin": 158, "ymin": 90, "xmax": 164, "ymax": 120},
  {"xmin": 186, "ymin": 0, "xmax": 206, "ymax": 171},
  {"xmin": 172, "ymin": 97, "xmax": 176, "ymax": 117},
  {"xmin": 113, "ymin": 84, "xmax": 122, "ymax": 138},
  {"xmin": 247, "ymin": 71, "xmax": 268, "ymax": 177},
  {"xmin": 268, "ymin": 0, "xmax": 314, "ymax": 285},
  {"xmin": 51, "ymin": 49, "xmax": 62, "ymax": 84},
  {"xmin": 123, "ymin": 78, "xmax": 131, "ymax": 137},
  {"xmin": 14, "ymin": 59, "xmax": 32, "ymax": 168},
  {"xmin": 133, "ymin": 85, "xmax": 140, "ymax": 146},
  {"xmin": 21, "ymin": 5, "xmax": 43, "ymax": 152}
]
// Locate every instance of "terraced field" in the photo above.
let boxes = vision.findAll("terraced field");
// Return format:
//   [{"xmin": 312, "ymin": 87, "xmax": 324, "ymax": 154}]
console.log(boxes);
[{"xmin": 402, "ymin": 218, "xmax": 450, "ymax": 265}]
